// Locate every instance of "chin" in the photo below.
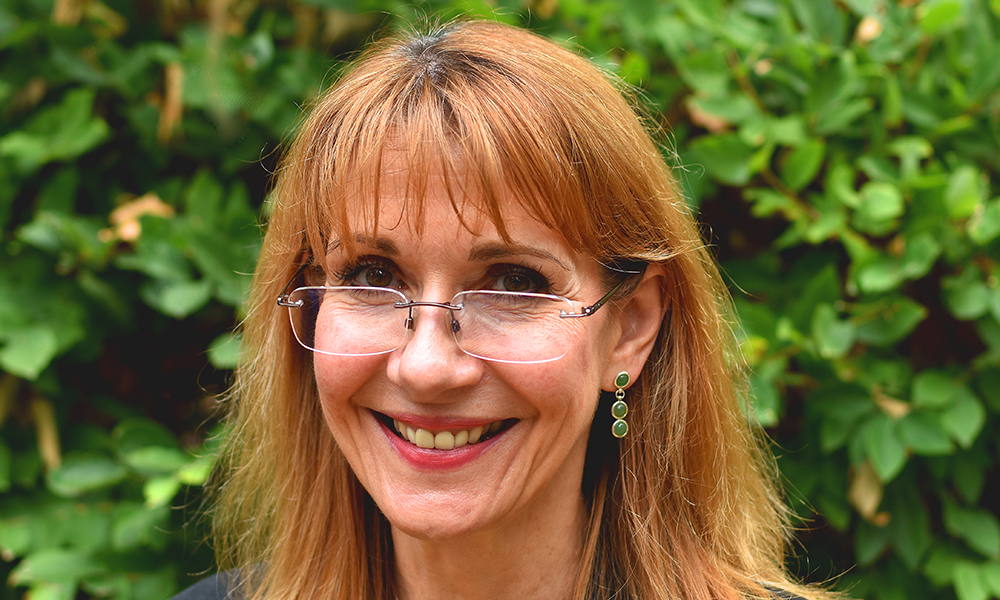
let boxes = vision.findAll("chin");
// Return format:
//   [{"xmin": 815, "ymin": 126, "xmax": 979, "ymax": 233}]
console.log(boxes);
[{"xmin": 378, "ymin": 488, "xmax": 503, "ymax": 540}]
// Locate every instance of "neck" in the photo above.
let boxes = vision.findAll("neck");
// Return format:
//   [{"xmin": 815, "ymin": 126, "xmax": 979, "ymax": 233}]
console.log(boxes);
[{"xmin": 391, "ymin": 489, "xmax": 587, "ymax": 600}]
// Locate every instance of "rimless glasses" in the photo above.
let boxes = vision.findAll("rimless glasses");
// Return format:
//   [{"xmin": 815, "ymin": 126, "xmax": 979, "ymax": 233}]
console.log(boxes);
[{"xmin": 277, "ymin": 264, "xmax": 643, "ymax": 364}]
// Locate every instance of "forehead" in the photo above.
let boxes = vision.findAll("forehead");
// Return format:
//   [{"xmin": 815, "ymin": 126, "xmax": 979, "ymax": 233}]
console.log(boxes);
[{"xmin": 331, "ymin": 150, "xmax": 574, "ymax": 260}]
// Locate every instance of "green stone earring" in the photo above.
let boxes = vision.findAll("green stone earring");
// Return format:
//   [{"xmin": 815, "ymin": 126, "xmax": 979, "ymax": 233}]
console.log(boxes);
[{"xmin": 611, "ymin": 371, "xmax": 630, "ymax": 438}]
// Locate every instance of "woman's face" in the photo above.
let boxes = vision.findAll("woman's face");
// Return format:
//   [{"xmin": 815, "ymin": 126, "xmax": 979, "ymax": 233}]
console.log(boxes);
[{"xmin": 312, "ymin": 166, "xmax": 623, "ymax": 541}]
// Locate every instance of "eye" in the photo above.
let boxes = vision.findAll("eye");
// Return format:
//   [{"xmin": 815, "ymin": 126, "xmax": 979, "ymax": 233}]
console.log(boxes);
[
  {"xmin": 487, "ymin": 265, "xmax": 550, "ymax": 294},
  {"xmin": 333, "ymin": 258, "xmax": 402, "ymax": 289}
]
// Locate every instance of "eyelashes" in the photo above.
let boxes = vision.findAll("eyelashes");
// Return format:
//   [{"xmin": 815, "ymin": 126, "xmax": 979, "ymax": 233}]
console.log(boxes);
[
  {"xmin": 485, "ymin": 264, "xmax": 551, "ymax": 294},
  {"xmin": 332, "ymin": 257, "xmax": 402, "ymax": 289},
  {"xmin": 331, "ymin": 256, "xmax": 553, "ymax": 294}
]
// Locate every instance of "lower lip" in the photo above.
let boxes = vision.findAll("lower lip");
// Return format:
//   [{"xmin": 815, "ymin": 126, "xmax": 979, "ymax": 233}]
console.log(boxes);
[{"xmin": 378, "ymin": 419, "xmax": 502, "ymax": 470}]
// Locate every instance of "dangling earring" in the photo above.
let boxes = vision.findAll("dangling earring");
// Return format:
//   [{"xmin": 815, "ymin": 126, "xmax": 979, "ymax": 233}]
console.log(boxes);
[{"xmin": 611, "ymin": 371, "xmax": 629, "ymax": 438}]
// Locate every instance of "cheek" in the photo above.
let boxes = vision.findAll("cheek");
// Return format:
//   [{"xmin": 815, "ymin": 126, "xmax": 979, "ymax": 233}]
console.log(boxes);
[
  {"xmin": 313, "ymin": 353, "xmax": 383, "ymax": 421},
  {"xmin": 498, "ymin": 339, "xmax": 606, "ymax": 423}
]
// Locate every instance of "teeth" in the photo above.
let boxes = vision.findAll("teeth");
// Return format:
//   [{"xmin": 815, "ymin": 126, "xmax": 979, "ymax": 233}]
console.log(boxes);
[
  {"xmin": 434, "ymin": 431, "xmax": 455, "ymax": 450},
  {"xmin": 392, "ymin": 419, "xmax": 505, "ymax": 450},
  {"xmin": 415, "ymin": 429, "xmax": 434, "ymax": 449}
]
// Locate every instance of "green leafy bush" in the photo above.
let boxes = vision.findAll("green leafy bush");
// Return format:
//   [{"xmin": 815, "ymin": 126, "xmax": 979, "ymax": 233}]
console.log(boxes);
[{"xmin": 1, "ymin": 1, "xmax": 998, "ymax": 600}]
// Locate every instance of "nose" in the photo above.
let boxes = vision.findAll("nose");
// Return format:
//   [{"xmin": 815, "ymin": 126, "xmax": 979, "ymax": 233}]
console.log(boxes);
[{"xmin": 386, "ymin": 301, "xmax": 484, "ymax": 400}]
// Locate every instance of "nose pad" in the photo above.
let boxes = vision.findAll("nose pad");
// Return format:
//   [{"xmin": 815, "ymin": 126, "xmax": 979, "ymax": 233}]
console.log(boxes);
[{"xmin": 401, "ymin": 305, "xmax": 460, "ymax": 339}]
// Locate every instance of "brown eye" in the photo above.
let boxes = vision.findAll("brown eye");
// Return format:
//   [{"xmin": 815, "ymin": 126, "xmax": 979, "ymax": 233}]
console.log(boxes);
[
  {"xmin": 502, "ymin": 273, "xmax": 532, "ymax": 292},
  {"xmin": 365, "ymin": 267, "xmax": 394, "ymax": 287},
  {"xmin": 488, "ymin": 265, "xmax": 549, "ymax": 294}
]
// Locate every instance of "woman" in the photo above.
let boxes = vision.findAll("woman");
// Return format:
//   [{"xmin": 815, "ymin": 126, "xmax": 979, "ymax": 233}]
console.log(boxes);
[{"xmin": 194, "ymin": 19, "xmax": 829, "ymax": 600}]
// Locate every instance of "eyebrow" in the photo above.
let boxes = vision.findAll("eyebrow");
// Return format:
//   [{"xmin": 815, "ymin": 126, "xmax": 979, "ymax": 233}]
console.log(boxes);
[
  {"xmin": 468, "ymin": 243, "xmax": 571, "ymax": 272},
  {"xmin": 328, "ymin": 236, "xmax": 571, "ymax": 272},
  {"xmin": 327, "ymin": 235, "xmax": 401, "ymax": 256}
]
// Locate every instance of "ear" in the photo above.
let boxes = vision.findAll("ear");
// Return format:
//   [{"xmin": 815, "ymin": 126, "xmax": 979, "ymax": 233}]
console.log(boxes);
[{"xmin": 602, "ymin": 264, "xmax": 668, "ymax": 391}]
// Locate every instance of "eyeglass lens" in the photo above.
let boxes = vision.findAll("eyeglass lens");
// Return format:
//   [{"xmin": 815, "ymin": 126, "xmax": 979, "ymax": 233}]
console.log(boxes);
[{"xmin": 285, "ymin": 286, "xmax": 583, "ymax": 363}]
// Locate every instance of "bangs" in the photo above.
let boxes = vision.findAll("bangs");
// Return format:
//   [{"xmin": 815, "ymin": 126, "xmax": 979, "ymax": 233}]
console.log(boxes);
[{"xmin": 278, "ymin": 21, "xmax": 677, "ymax": 269}]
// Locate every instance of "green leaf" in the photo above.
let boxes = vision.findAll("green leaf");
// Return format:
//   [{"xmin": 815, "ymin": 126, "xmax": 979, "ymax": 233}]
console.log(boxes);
[
  {"xmin": 187, "ymin": 230, "xmax": 250, "ymax": 306},
  {"xmin": 855, "ymin": 519, "xmax": 891, "ymax": 566},
  {"xmin": 122, "ymin": 447, "xmax": 189, "ymax": 474},
  {"xmin": 855, "ymin": 234, "xmax": 940, "ymax": 294},
  {"xmin": 944, "ymin": 500, "xmax": 1000, "ymax": 557},
  {"xmin": 9, "ymin": 548, "xmax": 104, "ymax": 585},
  {"xmin": 968, "ymin": 199, "xmax": 1000, "ymax": 245},
  {"xmin": 862, "ymin": 414, "xmax": 907, "ymax": 482},
  {"xmin": 27, "ymin": 580, "xmax": 75, "ymax": 600},
  {"xmin": 208, "ymin": 331, "xmax": 241, "ymax": 369},
  {"xmin": 887, "ymin": 485, "xmax": 932, "ymax": 570},
  {"xmin": 143, "ymin": 476, "xmax": 181, "ymax": 508},
  {"xmin": 176, "ymin": 454, "xmax": 215, "ymax": 485},
  {"xmin": 140, "ymin": 278, "xmax": 213, "ymax": 318},
  {"xmin": 790, "ymin": 0, "xmax": 846, "ymax": 43},
  {"xmin": 812, "ymin": 303, "xmax": 855, "ymax": 359},
  {"xmin": 787, "ymin": 262, "xmax": 842, "ymax": 329},
  {"xmin": 685, "ymin": 134, "xmax": 756, "ymax": 186},
  {"xmin": 827, "ymin": 161, "xmax": 860, "ymax": 208},
  {"xmin": 127, "ymin": 568, "xmax": 181, "ymax": 600},
  {"xmin": 0, "ymin": 326, "xmax": 58, "ymax": 380},
  {"xmin": 918, "ymin": 0, "xmax": 965, "ymax": 34},
  {"xmin": 184, "ymin": 170, "xmax": 224, "ymax": 231},
  {"xmin": 116, "ymin": 220, "xmax": 193, "ymax": 281},
  {"xmin": 883, "ymin": 72, "xmax": 903, "ymax": 127},
  {"xmin": 114, "ymin": 418, "xmax": 180, "ymax": 456},
  {"xmin": 946, "ymin": 166, "xmax": 985, "ymax": 219},
  {"xmin": 983, "ymin": 562, "xmax": 1000, "ymax": 596},
  {"xmin": 815, "ymin": 98, "xmax": 874, "ymax": 135},
  {"xmin": 46, "ymin": 455, "xmax": 128, "ymax": 497},
  {"xmin": 897, "ymin": 412, "xmax": 953, "ymax": 455},
  {"xmin": 36, "ymin": 167, "xmax": 80, "ymax": 214},
  {"xmin": 812, "ymin": 384, "xmax": 874, "ymax": 452},
  {"xmin": 912, "ymin": 370, "xmax": 961, "ymax": 409},
  {"xmin": 954, "ymin": 561, "xmax": 989, "ymax": 600},
  {"xmin": 853, "ymin": 297, "xmax": 927, "ymax": 346},
  {"xmin": 854, "ymin": 181, "xmax": 904, "ymax": 233},
  {"xmin": 943, "ymin": 269, "xmax": 989, "ymax": 320},
  {"xmin": 0, "ymin": 89, "xmax": 110, "ymax": 174},
  {"xmin": 945, "ymin": 501, "xmax": 1000, "ymax": 557},
  {"xmin": 924, "ymin": 545, "xmax": 963, "ymax": 586},
  {"xmin": 941, "ymin": 389, "xmax": 986, "ymax": 448},
  {"xmin": 900, "ymin": 232, "xmax": 941, "ymax": 279},
  {"xmin": 110, "ymin": 503, "xmax": 169, "ymax": 551},
  {"xmin": 888, "ymin": 136, "xmax": 932, "ymax": 181},
  {"xmin": 743, "ymin": 188, "xmax": 796, "ymax": 218},
  {"xmin": 954, "ymin": 452, "xmax": 987, "ymax": 504},
  {"xmin": 781, "ymin": 139, "xmax": 825, "ymax": 192},
  {"xmin": 748, "ymin": 371, "xmax": 780, "ymax": 426}
]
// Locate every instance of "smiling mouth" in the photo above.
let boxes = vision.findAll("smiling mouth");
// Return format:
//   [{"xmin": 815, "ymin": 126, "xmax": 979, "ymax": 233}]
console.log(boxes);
[{"xmin": 378, "ymin": 414, "xmax": 514, "ymax": 450}]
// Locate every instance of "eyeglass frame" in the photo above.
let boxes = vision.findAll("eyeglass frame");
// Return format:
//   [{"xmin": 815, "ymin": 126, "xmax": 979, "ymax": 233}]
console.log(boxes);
[{"xmin": 276, "ymin": 259, "xmax": 646, "ymax": 355}]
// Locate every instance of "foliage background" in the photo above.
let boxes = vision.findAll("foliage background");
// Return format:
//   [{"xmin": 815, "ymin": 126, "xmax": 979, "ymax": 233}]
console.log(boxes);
[{"xmin": 1, "ymin": 0, "xmax": 999, "ymax": 599}]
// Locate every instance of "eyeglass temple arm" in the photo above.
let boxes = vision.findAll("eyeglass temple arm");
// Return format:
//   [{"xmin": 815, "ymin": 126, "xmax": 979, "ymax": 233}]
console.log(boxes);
[
  {"xmin": 561, "ymin": 265, "xmax": 646, "ymax": 319},
  {"xmin": 277, "ymin": 262, "xmax": 312, "ymax": 307}
]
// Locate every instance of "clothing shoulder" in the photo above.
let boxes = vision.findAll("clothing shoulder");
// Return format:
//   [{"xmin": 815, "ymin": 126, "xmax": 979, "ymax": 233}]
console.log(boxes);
[{"xmin": 171, "ymin": 572, "xmax": 239, "ymax": 600}]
